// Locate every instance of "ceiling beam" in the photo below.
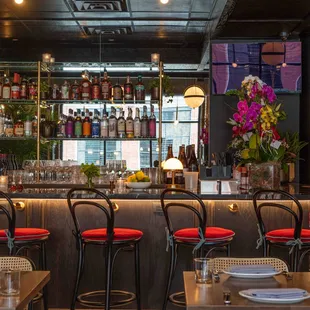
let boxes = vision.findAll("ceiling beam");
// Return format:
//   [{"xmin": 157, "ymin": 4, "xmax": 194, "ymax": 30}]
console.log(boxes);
[
  {"xmin": 198, "ymin": 0, "xmax": 231, "ymax": 71},
  {"xmin": 228, "ymin": 19, "xmax": 302, "ymax": 23},
  {"xmin": 0, "ymin": 17, "xmax": 211, "ymax": 22}
]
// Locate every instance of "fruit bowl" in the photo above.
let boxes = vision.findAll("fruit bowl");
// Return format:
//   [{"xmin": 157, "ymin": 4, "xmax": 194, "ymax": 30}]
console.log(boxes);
[{"xmin": 125, "ymin": 182, "xmax": 152, "ymax": 191}]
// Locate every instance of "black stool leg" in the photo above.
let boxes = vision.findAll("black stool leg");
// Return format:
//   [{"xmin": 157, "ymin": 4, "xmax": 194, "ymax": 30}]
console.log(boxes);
[
  {"xmin": 134, "ymin": 243, "xmax": 141, "ymax": 310},
  {"xmin": 226, "ymin": 244, "xmax": 231, "ymax": 257},
  {"xmin": 293, "ymin": 248, "xmax": 299, "ymax": 272},
  {"xmin": 71, "ymin": 239, "xmax": 84, "ymax": 310},
  {"xmin": 105, "ymin": 242, "xmax": 113, "ymax": 310},
  {"xmin": 41, "ymin": 242, "xmax": 48, "ymax": 310},
  {"xmin": 162, "ymin": 242, "xmax": 175, "ymax": 310}
]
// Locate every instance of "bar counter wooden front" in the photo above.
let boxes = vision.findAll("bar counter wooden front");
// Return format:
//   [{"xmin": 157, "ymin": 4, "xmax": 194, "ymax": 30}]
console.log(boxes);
[
  {"xmin": 1, "ymin": 188, "xmax": 310, "ymax": 309},
  {"xmin": 184, "ymin": 271, "xmax": 310, "ymax": 309}
]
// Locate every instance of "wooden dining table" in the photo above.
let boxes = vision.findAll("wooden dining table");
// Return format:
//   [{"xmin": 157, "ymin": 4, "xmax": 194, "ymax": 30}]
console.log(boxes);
[
  {"xmin": 184, "ymin": 271, "xmax": 310, "ymax": 309},
  {"xmin": 0, "ymin": 271, "xmax": 50, "ymax": 310}
]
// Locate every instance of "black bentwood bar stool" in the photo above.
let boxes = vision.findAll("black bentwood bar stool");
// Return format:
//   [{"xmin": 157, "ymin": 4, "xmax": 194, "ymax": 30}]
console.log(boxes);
[
  {"xmin": 161, "ymin": 188, "xmax": 235, "ymax": 310},
  {"xmin": 253, "ymin": 189, "xmax": 310, "ymax": 271},
  {"xmin": 67, "ymin": 188, "xmax": 143, "ymax": 310},
  {"xmin": 0, "ymin": 191, "xmax": 50, "ymax": 310}
]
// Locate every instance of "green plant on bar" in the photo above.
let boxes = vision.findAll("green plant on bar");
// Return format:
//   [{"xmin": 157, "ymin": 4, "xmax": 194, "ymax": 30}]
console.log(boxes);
[{"xmin": 80, "ymin": 163, "xmax": 100, "ymax": 188}]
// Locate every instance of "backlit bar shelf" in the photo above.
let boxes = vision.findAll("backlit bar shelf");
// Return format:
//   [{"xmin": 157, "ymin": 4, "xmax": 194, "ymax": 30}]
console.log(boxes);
[
  {"xmin": 43, "ymin": 99, "xmax": 159, "ymax": 105},
  {"xmin": 0, "ymin": 99, "xmax": 37, "ymax": 105},
  {"xmin": 42, "ymin": 137, "xmax": 157, "ymax": 141},
  {"xmin": 0, "ymin": 137, "xmax": 36, "ymax": 140}
]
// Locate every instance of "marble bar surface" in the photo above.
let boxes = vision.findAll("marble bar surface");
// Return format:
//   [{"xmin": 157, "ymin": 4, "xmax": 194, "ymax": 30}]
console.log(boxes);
[{"xmin": 5, "ymin": 183, "xmax": 310, "ymax": 200}]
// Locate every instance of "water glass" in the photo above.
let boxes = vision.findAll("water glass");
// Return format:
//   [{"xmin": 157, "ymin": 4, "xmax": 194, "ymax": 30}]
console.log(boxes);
[
  {"xmin": 0, "ymin": 270, "xmax": 20, "ymax": 296},
  {"xmin": 194, "ymin": 258, "xmax": 212, "ymax": 284}
]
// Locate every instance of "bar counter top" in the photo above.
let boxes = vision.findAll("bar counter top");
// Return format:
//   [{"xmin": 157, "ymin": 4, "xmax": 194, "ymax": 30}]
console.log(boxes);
[{"xmin": 4, "ymin": 183, "xmax": 310, "ymax": 200}]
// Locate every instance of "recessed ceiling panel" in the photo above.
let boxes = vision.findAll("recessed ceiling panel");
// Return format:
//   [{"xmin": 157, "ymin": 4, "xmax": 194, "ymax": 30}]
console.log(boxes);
[
  {"xmin": 83, "ymin": 26, "xmax": 133, "ymax": 35},
  {"xmin": 133, "ymin": 21, "xmax": 188, "ymax": 26},
  {"xmin": 71, "ymin": 0, "xmax": 128, "ymax": 12},
  {"xmin": 192, "ymin": 0, "xmax": 214, "ymax": 12},
  {"xmin": 131, "ymin": 12, "xmax": 189, "ymax": 18}
]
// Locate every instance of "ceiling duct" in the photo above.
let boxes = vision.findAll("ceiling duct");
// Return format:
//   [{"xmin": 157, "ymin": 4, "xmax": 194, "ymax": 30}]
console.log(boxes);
[
  {"xmin": 72, "ymin": 0, "xmax": 127, "ymax": 12},
  {"xmin": 83, "ymin": 26, "xmax": 133, "ymax": 35}
]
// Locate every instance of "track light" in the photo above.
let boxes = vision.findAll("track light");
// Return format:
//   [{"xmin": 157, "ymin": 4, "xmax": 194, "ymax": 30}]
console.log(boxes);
[
  {"xmin": 160, "ymin": 0, "xmax": 169, "ymax": 3},
  {"xmin": 14, "ymin": 0, "xmax": 23, "ymax": 4},
  {"xmin": 232, "ymin": 62, "xmax": 238, "ymax": 68},
  {"xmin": 282, "ymin": 63, "xmax": 287, "ymax": 67}
]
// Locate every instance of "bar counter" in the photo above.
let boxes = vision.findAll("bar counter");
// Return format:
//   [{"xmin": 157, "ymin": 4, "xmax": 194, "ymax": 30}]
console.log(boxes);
[{"xmin": 1, "ymin": 184, "xmax": 310, "ymax": 308}]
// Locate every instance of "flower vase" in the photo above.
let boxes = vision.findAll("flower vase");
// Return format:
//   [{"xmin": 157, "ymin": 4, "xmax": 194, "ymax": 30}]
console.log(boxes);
[
  {"xmin": 86, "ymin": 177, "xmax": 93, "ymax": 188},
  {"xmin": 248, "ymin": 162, "xmax": 280, "ymax": 191}
]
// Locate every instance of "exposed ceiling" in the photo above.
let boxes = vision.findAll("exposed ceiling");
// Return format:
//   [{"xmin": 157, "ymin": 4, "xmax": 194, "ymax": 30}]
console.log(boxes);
[{"xmin": 0, "ymin": 0, "xmax": 309, "ymax": 70}]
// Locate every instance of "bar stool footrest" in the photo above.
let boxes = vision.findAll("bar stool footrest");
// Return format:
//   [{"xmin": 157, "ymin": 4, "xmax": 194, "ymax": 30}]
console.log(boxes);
[
  {"xmin": 77, "ymin": 290, "xmax": 136, "ymax": 308},
  {"xmin": 169, "ymin": 291, "xmax": 186, "ymax": 307}
]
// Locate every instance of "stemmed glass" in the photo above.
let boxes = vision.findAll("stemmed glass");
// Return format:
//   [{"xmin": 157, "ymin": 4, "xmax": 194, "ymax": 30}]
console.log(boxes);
[{"xmin": 120, "ymin": 160, "xmax": 127, "ymax": 178}]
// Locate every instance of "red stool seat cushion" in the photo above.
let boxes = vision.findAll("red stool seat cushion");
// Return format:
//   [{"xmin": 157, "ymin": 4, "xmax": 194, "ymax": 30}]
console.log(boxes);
[
  {"xmin": 266, "ymin": 228, "xmax": 310, "ymax": 243},
  {"xmin": 0, "ymin": 228, "xmax": 50, "ymax": 241},
  {"xmin": 81, "ymin": 228, "xmax": 143, "ymax": 241},
  {"xmin": 174, "ymin": 227, "xmax": 235, "ymax": 242}
]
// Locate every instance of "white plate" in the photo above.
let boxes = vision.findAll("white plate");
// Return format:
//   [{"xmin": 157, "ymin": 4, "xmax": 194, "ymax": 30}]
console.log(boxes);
[
  {"xmin": 222, "ymin": 269, "xmax": 282, "ymax": 279},
  {"xmin": 239, "ymin": 290, "xmax": 310, "ymax": 304},
  {"xmin": 125, "ymin": 182, "xmax": 151, "ymax": 191}
]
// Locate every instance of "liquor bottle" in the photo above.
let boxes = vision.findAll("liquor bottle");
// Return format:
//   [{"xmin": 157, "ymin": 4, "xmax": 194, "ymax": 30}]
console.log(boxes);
[
  {"xmin": 20, "ymin": 76, "xmax": 28, "ymax": 99},
  {"xmin": 0, "ymin": 109, "xmax": 4, "ymax": 136},
  {"xmin": 2, "ymin": 78, "xmax": 11, "ymax": 99},
  {"xmin": 92, "ymin": 109, "xmax": 100, "ymax": 138},
  {"xmin": 32, "ymin": 113, "xmax": 38, "ymax": 137},
  {"xmin": 175, "ymin": 145, "xmax": 187, "ymax": 185},
  {"xmin": 83, "ymin": 109, "xmax": 91, "ymax": 138},
  {"xmin": 11, "ymin": 73, "xmax": 20, "ymax": 100},
  {"xmin": 165, "ymin": 144, "xmax": 174, "ymax": 184},
  {"xmin": 70, "ymin": 80, "xmax": 80, "ymax": 100},
  {"xmin": 0, "ymin": 77, "xmax": 3, "ymax": 99},
  {"xmin": 126, "ymin": 107, "xmax": 134, "ymax": 138},
  {"xmin": 92, "ymin": 76, "xmax": 101, "ymax": 100},
  {"xmin": 149, "ymin": 104, "xmax": 156, "ymax": 138},
  {"xmin": 24, "ymin": 116, "xmax": 32, "ymax": 137},
  {"xmin": 188, "ymin": 144, "xmax": 199, "ymax": 172},
  {"xmin": 100, "ymin": 112, "xmax": 109, "ymax": 138},
  {"xmin": 135, "ymin": 75, "xmax": 145, "ymax": 101},
  {"xmin": 141, "ymin": 106, "xmax": 149, "ymax": 138},
  {"xmin": 65, "ymin": 109, "xmax": 74, "ymax": 138},
  {"xmin": 134, "ymin": 108, "xmax": 141, "ymax": 138},
  {"xmin": 101, "ymin": 69, "xmax": 112, "ymax": 100},
  {"xmin": 80, "ymin": 76, "xmax": 92, "ymax": 101},
  {"xmin": 117, "ymin": 108, "xmax": 126, "ymax": 138},
  {"xmin": 57, "ymin": 114, "xmax": 66, "ymax": 137},
  {"xmin": 4, "ymin": 115, "xmax": 13, "ymax": 137},
  {"xmin": 61, "ymin": 80, "xmax": 70, "ymax": 100},
  {"xmin": 124, "ymin": 76, "xmax": 133, "ymax": 101},
  {"xmin": 14, "ymin": 119, "xmax": 24, "ymax": 137},
  {"xmin": 28, "ymin": 80, "xmax": 38, "ymax": 100},
  {"xmin": 108, "ymin": 107, "xmax": 117, "ymax": 138},
  {"xmin": 113, "ymin": 78, "xmax": 123, "ymax": 101},
  {"xmin": 74, "ymin": 109, "xmax": 83, "ymax": 138}
]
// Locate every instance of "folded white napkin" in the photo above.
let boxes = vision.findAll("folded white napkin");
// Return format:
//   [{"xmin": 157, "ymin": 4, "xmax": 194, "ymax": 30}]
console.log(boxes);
[
  {"xmin": 247, "ymin": 288, "xmax": 307, "ymax": 299},
  {"xmin": 229, "ymin": 264, "xmax": 276, "ymax": 274}
]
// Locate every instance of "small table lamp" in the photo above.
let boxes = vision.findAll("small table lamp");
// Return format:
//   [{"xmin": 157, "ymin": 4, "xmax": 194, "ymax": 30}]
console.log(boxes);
[{"xmin": 163, "ymin": 158, "xmax": 183, "ymax": 188}]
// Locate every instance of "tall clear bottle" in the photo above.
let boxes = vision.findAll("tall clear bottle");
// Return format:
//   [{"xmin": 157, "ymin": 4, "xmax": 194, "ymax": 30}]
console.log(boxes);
[
  {"xmin": 108, "ymin": 107, "xmax": 117, "ymax": 138},
  {"xmin": 117, "ymin": 108, "xmax": 126, "ymax": 138},
  {"xmin": 92, "ymin": 109, "xmax": 100, "ymax": 138},
  {"xmin": 149, "ymin": 104, "xmax": 156, "ymax": 138},
  {"xmin": 57, "ymin": 114, "xmax": 66, "ymax": 137},
  {"xmin": 24, "ymin": 116, "xmax": 32, "ymax": 137},
  {"xmin": 165, "ymin": 144, "xmax": 174, "ymax": 184},
  {"xmin": 134, "ymin": 108, "xmax": 141, "ymax": 138},
  {"xmin": 141, "ymin": 106, "xmax": 149, "ymax": 138},
  {"xmin": 100, "ymin": 112, "xmax": 109, "ymax": 138},
  {"xmin": 61, "ymin": 80, "xmax": 70, "ymax": 100},
  {"xmin": 126, "ymin": 107, "xmax": 134, "ymax": 138}
]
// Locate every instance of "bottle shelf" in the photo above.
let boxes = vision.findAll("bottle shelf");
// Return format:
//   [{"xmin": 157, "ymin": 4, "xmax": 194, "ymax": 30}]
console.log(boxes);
[
  {"xmin": 42, "ymin": 99, "xmax": 159, "ymax": 105},
  {"xmin": 0, "ymin": 99, "xmax": 37, "ymax": 105},
  {"xmin": 41, "ymin": 137, "xmax": 157, "ymax": 141},
  {"xmin": 0, "ymin": 136, "xmax": 36, "ymax": 140}
]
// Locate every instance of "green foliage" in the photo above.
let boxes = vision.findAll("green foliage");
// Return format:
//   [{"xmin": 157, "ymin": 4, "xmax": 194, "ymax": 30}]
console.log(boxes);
[
  {"xmin": 282, "ymin": 132, "xmax": 308, "ymax": 163},
  {"xmin": 80, "ymin": 163, "xmax": 100, "ymax": 188},
  {"xmin": 147, "ymin": 75, "xmax": 174, "ymax": 103},
  {"xmin": 40, "ymin": 81, "xmax": 50, "ymax": 92},
  {"xmin": 225, "ymin": 89, "xmax": 245, "ymax": 100}
]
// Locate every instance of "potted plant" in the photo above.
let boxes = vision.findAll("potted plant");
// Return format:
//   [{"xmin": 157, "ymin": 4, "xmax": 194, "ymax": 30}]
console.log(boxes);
[
  {"xmin": 226, "ymin": 75, "xmax": 287, "ymax": 190},
  {"xmin": 80, "ymin": 163, "xmax": 100, "ymax": 188},
  {"xmin": 281, "ymin": 132, "xmax": 308, "ymax": 182},
  {"xmin": 40, "ymin": 81, "xmax": 50, "ymax": 100},
  {"xmin": 148, "ymin": 75, "xmax": 174, "ymax": 103}
]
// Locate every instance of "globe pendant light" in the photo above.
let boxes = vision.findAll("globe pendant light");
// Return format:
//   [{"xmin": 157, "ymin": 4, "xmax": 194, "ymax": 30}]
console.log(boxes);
[{"xmin": 183, "ymin": 85, "xmax": 205, "ymax": 109}]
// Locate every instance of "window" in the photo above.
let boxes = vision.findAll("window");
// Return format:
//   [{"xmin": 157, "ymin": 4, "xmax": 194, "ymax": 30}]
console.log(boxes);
[{"xmin": 62, "ymin": 96, "xmax": 199, "ymax": 169}]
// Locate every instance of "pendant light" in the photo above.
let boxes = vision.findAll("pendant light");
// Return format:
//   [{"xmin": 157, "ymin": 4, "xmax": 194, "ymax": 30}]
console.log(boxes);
[{"xmin": 183, "ymin": 84, "xmax": 205, "ymax": 109}]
